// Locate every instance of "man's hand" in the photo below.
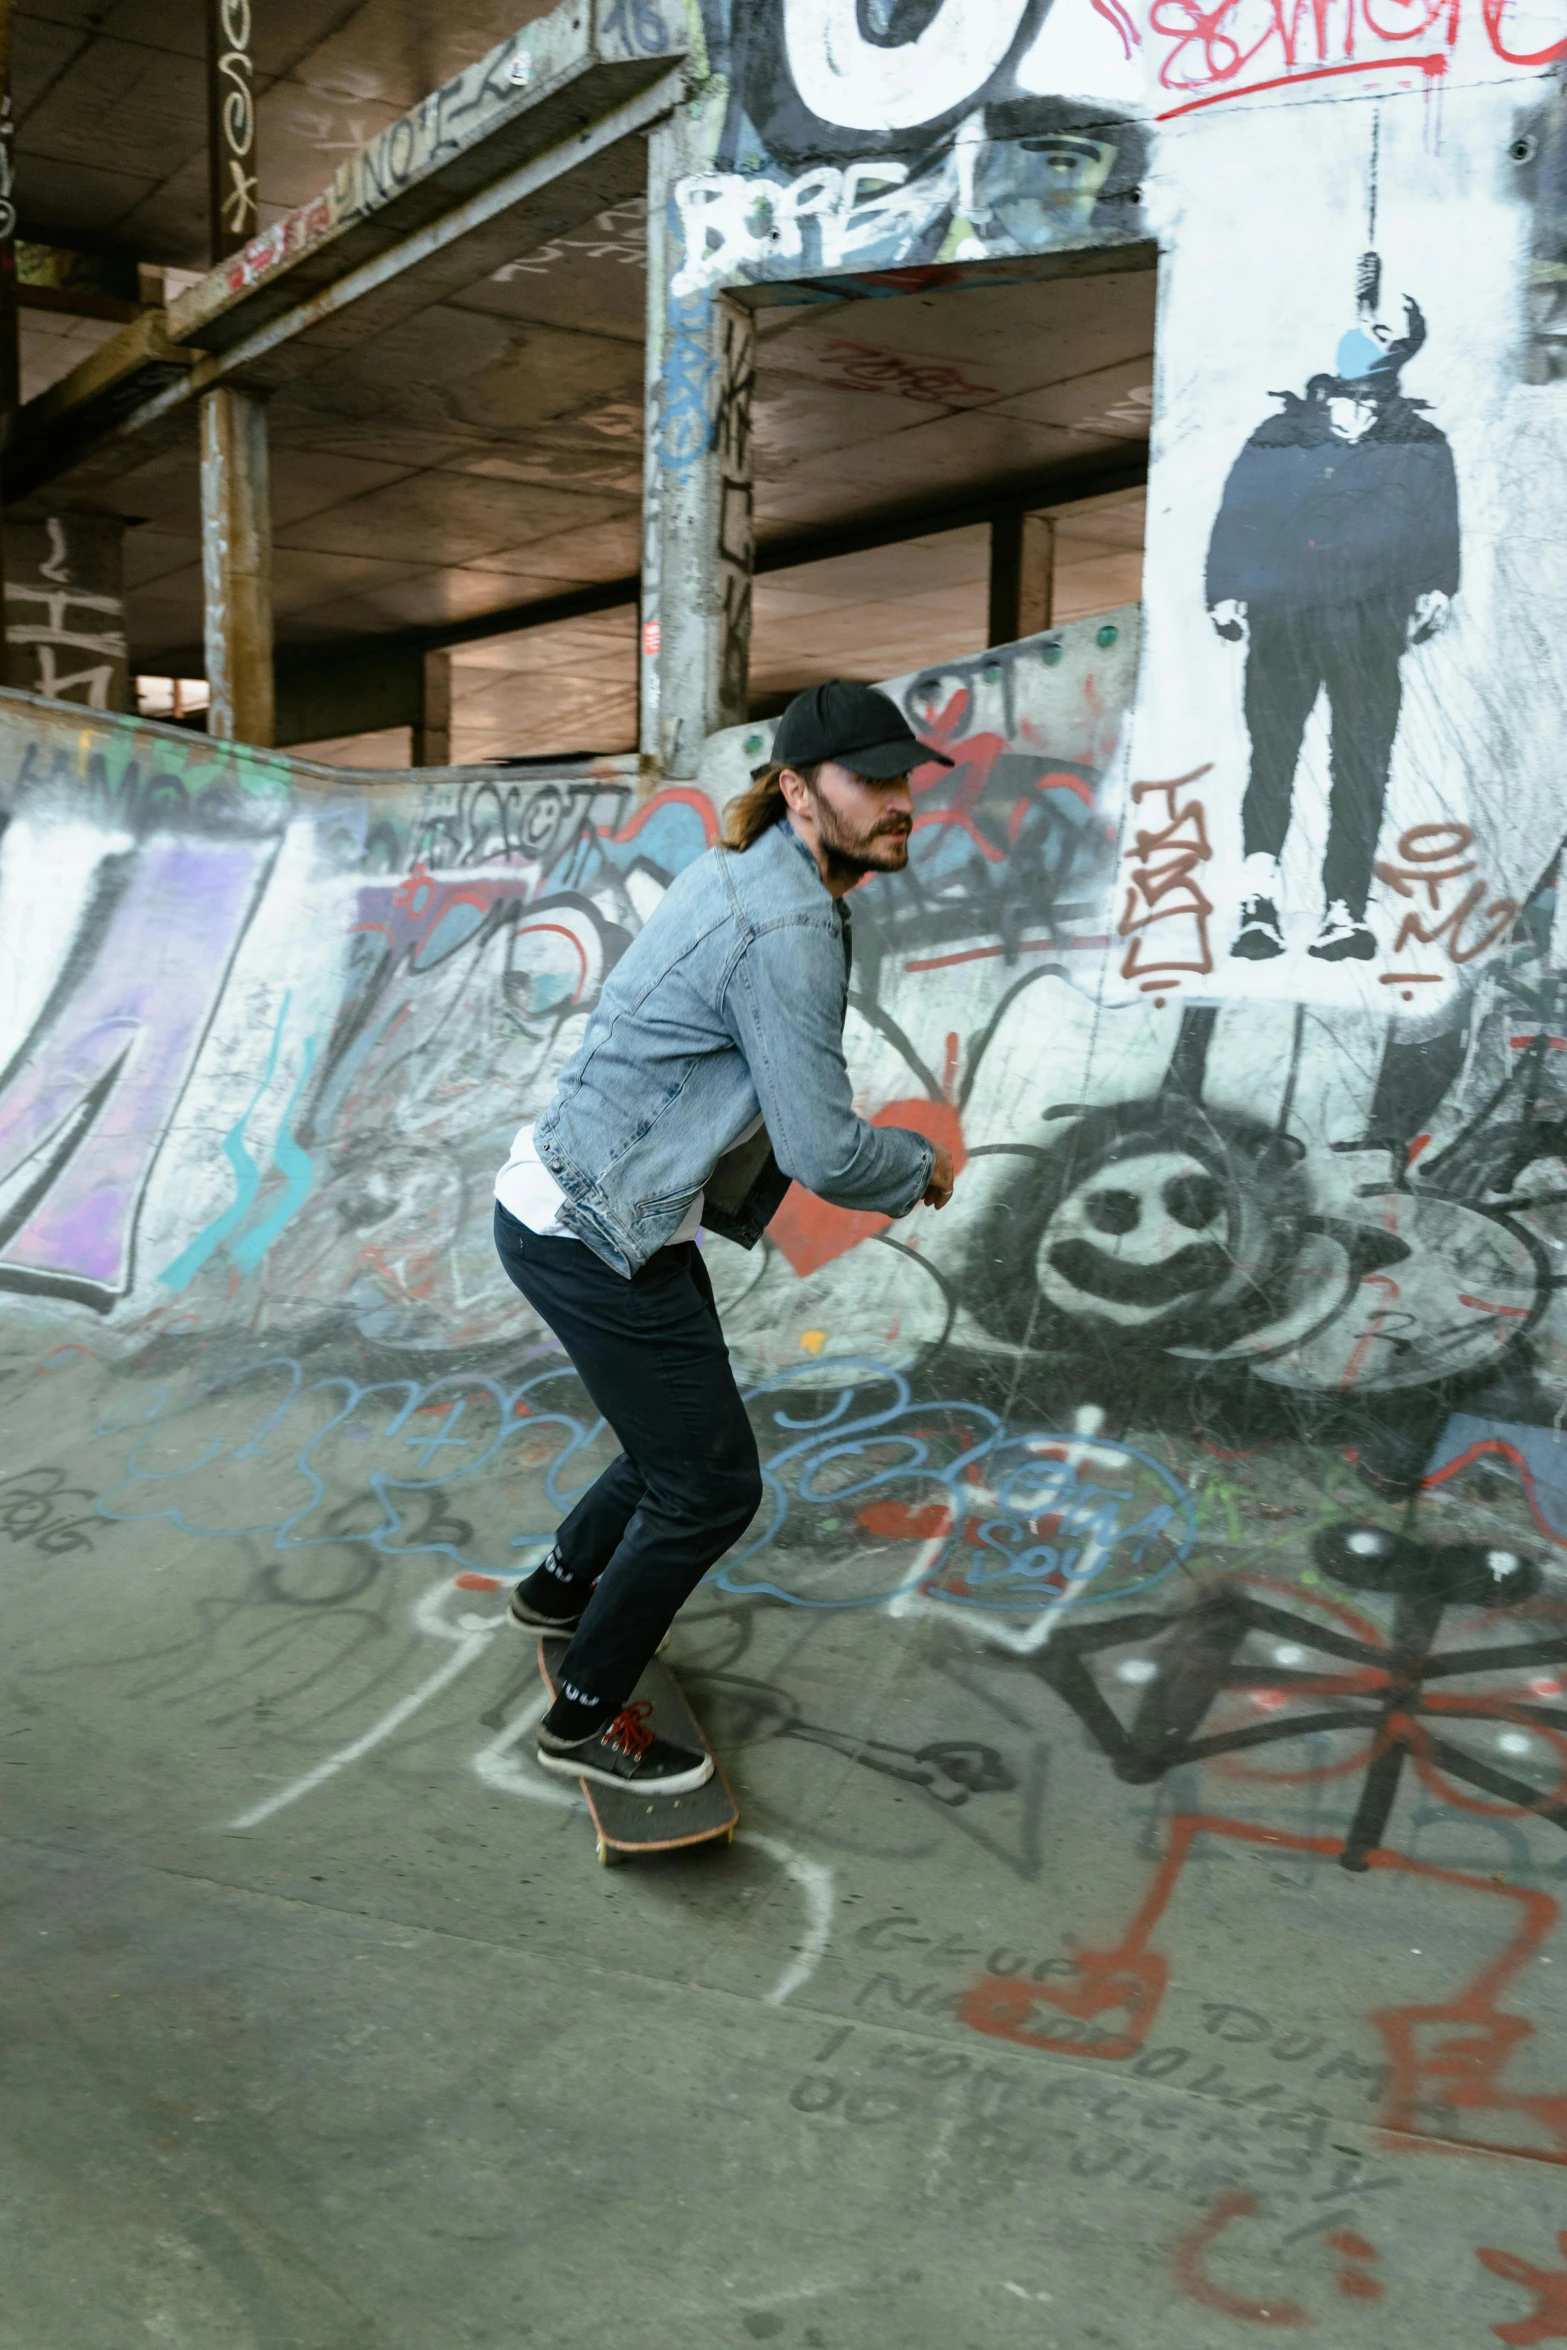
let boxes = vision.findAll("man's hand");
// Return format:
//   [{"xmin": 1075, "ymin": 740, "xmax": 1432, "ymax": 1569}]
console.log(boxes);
[
  {"xmin": 922, "ymin": 1143, "xmax": 955, "ymax": 1210},
  {"xmin": 1409, "ymin": 589, "xmax": 1451, "ymax": 645},
  {"xmin": 1211, "ymin": 597, "xmax": 1248, "ymax": 643}
]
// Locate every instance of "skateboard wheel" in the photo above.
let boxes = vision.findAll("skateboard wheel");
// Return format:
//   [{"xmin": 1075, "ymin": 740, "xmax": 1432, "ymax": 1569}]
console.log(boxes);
[{"xmin": 596, "ymin": 1837, "xmax": 623, "ymax": 1869}]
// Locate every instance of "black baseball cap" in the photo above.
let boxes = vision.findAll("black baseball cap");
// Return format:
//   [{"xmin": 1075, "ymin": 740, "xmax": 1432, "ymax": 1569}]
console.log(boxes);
[{"xmin": 756, "ymin": 680, "xmax": 953, "ymax": 782}]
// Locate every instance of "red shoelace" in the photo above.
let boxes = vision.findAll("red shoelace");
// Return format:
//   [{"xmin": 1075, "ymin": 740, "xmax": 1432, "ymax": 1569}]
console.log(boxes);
[{"xmin": 605, "ymin": 1700, "xmax": 655, "ymax": 1759}]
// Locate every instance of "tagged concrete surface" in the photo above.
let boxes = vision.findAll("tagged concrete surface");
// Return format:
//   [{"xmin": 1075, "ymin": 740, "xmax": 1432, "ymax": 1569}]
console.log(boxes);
[
  {"xmin": 7, "ymin": 1329, "xmax": 1567, "ymax": 2350},
  {"xmin": 4, "ymin": 636, "xmax": 1567, "ymax": 2344}
]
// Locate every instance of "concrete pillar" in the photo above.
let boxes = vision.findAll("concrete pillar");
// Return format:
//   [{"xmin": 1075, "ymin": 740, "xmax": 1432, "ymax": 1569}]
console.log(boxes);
[
  {"xmin": 640, "ymin": 113, "xmax": 755, "ymax": 780},
  {"xmin": 414, "ymin": 647, "xmax": 452, "ymax": 767},
  {"xmin": 201, "ymin": 384, "xmax": 273, "ymax": 746},
  {"xmin": 4, "ymin": 511, "xmax": 128, "ymax": 709},
  {"xmin": 988, "ymin": 510, "xmax": 1055, "ymax": 646}
]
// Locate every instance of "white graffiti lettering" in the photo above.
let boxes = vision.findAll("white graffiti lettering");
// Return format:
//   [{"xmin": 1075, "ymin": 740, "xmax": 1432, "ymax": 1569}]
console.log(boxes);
[{"xmin": 672, "ymin": 158, "xmax": 932, "ymax": 295}]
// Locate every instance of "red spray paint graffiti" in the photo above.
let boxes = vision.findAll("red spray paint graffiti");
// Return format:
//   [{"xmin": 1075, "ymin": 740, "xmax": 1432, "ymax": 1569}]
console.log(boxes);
[
  {"xmin": 767, "ymin": 1098, "xmax": 967, "ymax": 1276},
  {"xmin": 1117, "ymin": 765, "xmax": 1215, "ymax": 1002},
  {"xmin": 960, "ymin": 1814, "xmax": 1567, "ymax": 2159},
  {"xmin": 1172, "ymin": 2191, "xmax": 1312, "ymax": 2326},
  {"xmin": 1171, "ymin": 2205, "xmax": 1391, "ymax": 2326},
  {"xmin": 1479, "ymin": 2232, "xmax": 1567, "ymax": 2344},
  {"xmin": 1377, "ymin": 822, "xmax": 1521, "ymax": 999},
  {"xmin": 1147, "ymin": 0, "xmax": 1562, "ymax": 117}
]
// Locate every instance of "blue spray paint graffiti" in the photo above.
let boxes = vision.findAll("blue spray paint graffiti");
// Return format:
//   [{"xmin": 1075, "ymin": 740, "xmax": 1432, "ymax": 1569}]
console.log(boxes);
[
  {"xmin": 228, "ymin": 1039, "xmax": 317, "ymax": 1276},
  {"xmin": 158, "ymin": 996, "xmax": 317, "ymax": 1292},
  {"xmin": 92, "ymin": 1358, "xmax": 589, "ymax": 1575},
  {"xmin": 714, "ymin": 1362, "xmax": 1195, "ymax": 1613},
  {"xmin": 659, "ymin": 279, "xmax": 719, "ymax": 479},
  {"xmin": 91, "ymin": 1350, "xmax": 1194, "ymax": 1622}
]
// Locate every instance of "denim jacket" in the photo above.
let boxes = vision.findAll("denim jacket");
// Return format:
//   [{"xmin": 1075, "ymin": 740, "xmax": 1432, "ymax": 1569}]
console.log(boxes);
[{"xmin": 533, "ymin": 816, "xmax": 935, "ymax": 1276}]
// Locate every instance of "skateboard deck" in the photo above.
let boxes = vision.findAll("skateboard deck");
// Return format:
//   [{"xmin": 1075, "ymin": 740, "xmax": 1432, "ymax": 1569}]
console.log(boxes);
[{"xmin": 536, "ymin": 1636, "xmax": 738, "ymax": 1866}]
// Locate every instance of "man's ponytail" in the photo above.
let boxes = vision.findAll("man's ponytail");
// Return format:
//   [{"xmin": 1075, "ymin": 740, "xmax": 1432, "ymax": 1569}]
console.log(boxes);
[{"xmin": 721, "ymin": 761, "xmax": 818, "ymax": 851}]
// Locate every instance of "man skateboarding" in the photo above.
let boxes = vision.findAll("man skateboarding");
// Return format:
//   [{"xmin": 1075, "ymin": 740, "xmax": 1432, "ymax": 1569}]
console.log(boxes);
[
  {"xmin": 493, "ymin": 681, "xmax": 958, "ymax": 1796},
  {"xmin": 1207, "ymin": 295, "xmax": 1460, "ymax": 964}
]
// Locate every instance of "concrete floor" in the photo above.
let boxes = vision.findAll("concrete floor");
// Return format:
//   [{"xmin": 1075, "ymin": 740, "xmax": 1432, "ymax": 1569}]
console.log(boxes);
[{"xmin": 7, "ymin": 1321, "xmax": 1567, "ymax": 2350}]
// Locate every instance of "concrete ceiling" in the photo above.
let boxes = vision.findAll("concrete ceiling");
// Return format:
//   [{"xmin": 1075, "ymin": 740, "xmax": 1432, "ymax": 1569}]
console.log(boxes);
[
  {"xmin": 14, "ymin": 5, "xmax": 1151, "ymax": 755},
  {"xmin": 83, "ymin": 188, "xmax": 652, "ymax": 667},
  {"xmin": 753, "ymin": 267, "xmax": 1154, "ymax": 533},
  {"xmin": 15, "ymin": 1, "xmax": 556, "ymax": 268},
  {"xmin": 106, "ymin": 254, "xmax": 1153, "ymax": 678}
]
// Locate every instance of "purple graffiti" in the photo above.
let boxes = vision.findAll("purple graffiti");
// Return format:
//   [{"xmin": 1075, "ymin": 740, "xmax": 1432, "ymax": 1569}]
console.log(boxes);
[{"xmin": 0, "ymin": 833, "xmax": 272, "ymax": 1307}]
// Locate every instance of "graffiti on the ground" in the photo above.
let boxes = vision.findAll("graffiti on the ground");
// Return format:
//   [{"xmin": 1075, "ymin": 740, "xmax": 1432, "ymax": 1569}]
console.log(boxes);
[
  {"xmin": 1035, "ymin": 1521, "xmax": 1567, "ymax": 1872},
  {"xmin": 713, "ymin": 1362, "xmax": 1195, "ymax": 1630},
  {"xmin": 0, "ymin": 1464, "xmax": 99, "ymax": 1555},
  {"xmin": 960, "ymin": 1811, "xmax": 1567, "ymax": 2156},
  {"xmin": 1479, "ymin": 2228, "xmax": 1567, "ymax": 2346},
  {"xmin": 679, "ymin": 1663, "xmax": 1018, "ymax": 1807}
]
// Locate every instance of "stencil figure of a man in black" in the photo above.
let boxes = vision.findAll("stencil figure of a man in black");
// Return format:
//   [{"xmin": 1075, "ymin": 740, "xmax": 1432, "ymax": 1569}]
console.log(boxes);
[{"xmin": 1207, "ymin": 298, "xmax": 1460, "ymax": 963}]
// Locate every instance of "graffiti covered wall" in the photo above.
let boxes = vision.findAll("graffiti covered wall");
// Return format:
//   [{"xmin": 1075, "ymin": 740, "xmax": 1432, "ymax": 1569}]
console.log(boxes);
[
  {"xmin": 650, "ymin": 0, "xmax": 1567, "ymax": 975},
  {"xmin": 6, "ymin": 547, "xmax": 1567, "ymax": 1579},
  {"xmin": 1137, "ymin": 59, "xmax": 1567, "ymax": 1020},
  {"xmin": 0, "ymin": 620, "xmax": 1139, "ymax": 1373},
  {"xmin": 670, "ymin": 0, "xmax": 1150, "ymax": 295},
  {"xmin": 641, "ymin": 0, "xmax": 1567, "ymax": 1510},
  {"xmin": 670, "ymin": 0, "xmax": 1562, "ymax": 300}
]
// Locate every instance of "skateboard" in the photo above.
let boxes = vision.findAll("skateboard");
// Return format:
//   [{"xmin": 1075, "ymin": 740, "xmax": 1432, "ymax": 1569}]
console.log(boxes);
[{"xmin": 536, "ymin": 1635, "xmax": 738, "ymax": 1867}]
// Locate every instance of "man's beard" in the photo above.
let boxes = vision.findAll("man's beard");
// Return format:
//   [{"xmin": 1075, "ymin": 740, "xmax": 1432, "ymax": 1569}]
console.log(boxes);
[{"xmin": 810, "ymin": 787, "xmax": 911, "ymax": 884}]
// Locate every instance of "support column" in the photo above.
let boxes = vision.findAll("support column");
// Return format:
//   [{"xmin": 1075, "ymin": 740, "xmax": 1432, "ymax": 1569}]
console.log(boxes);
[
  {"xmin": 640, "ymin": 113, "xmax": 754, "ymax": 782},
  {"xmin": 988, "ymin": 509, "xmax": 1055, "ymax": 646},
  {"xmin": 201, "ymin": 385, "xmax": 273, "ymax": 746},
  {"xmin": 208, "ymin": 0, "xmax": 259, "ymax": 262},
  {"xmin": 5, "ymin": 511, "xmax": 128, "ymax": 709},
  {"xmin": 414, "ymin": 647, "xmax": 452, "ymax": 766}
]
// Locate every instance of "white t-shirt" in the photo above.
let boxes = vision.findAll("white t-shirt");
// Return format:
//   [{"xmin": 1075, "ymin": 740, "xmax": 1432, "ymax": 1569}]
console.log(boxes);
[{"xmin": 495, "ymin": 1117, "xmax": 763, "ymax": 1247}]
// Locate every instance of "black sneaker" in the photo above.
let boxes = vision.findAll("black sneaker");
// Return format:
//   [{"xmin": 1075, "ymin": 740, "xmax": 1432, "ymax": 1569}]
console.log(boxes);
[
  {"xmin": 509, "ymin": 1549, "xmax": 593, "ymax": 1632},
  {"xmin": 536, "ymin": 1701, "xmax": 714, "ymax": 1797},
  {"xmin": 1307, "ymin": 899, "xmax": 1376, "ymax": 962},
  {"xmin": 1231, "ymin": 893, "xmax": 1284, "ymax": 959}
]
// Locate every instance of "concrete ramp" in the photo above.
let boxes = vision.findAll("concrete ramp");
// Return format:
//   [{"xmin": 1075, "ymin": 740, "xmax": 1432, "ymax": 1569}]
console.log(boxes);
[{"xmin": 6, "ymin": 625, "xmax": 1567, "ymax": 2347}]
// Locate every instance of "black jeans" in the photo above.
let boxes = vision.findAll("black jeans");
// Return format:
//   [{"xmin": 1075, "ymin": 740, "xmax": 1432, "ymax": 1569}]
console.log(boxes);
[
  {"xmin": 492, "ymin": 1202, "xmax": 762, "ymax": 1716},
  {"xmin": 1240, "ymin": 600, "xmax": 1407, "ymax": 918}
]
